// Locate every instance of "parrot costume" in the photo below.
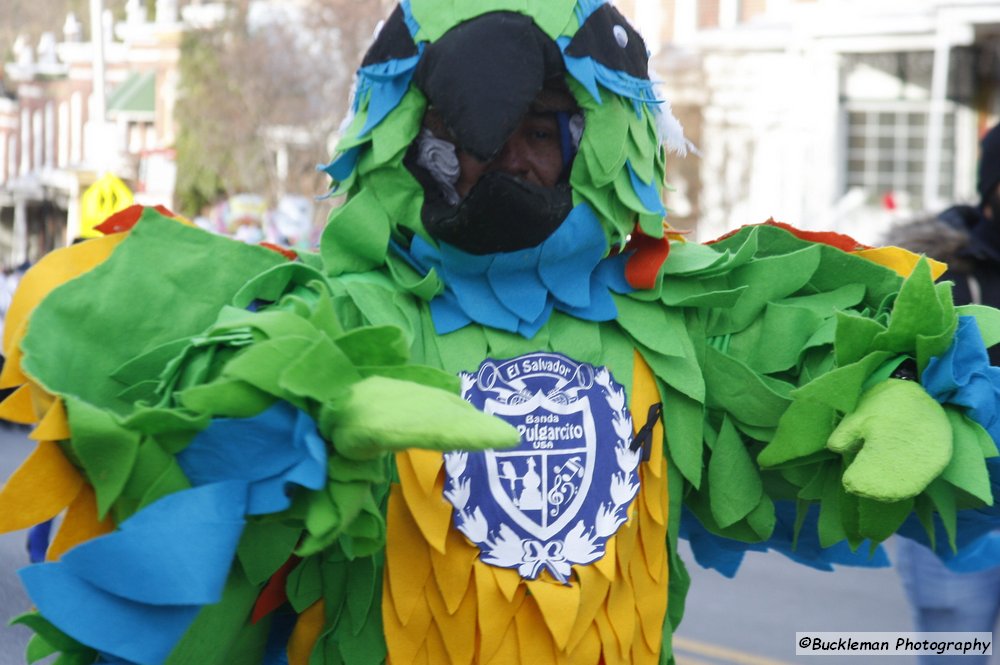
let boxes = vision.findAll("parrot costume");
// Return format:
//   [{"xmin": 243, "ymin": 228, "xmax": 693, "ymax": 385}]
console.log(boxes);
[{"xmin": 5, "ymin": 1, "xmax": 1000, "ymax": 664}]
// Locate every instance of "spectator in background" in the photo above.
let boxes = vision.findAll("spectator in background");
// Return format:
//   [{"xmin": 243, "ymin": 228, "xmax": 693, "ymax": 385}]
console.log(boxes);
[
  {"xmin": 0, "ymin": 260, "xmax": 29, "ymax": 413},
  {"xmin": 888, "ymin": 122, "xmax": 1000, "ymax": 661}
]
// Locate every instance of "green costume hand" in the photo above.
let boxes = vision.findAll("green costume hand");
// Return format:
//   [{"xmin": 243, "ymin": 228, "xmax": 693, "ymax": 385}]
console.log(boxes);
[
  {"xmin": 827, "ymin": 378, "xmax": 951, "ymax": 501},
  {"xmin": 328, "ymin": 376, "xmax": 521, "ymax": 460}
]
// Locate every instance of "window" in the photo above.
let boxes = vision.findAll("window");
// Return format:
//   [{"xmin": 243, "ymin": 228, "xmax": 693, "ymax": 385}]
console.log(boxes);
[
  {"xmin": 697, "ymin": 0, "xmax": 720, "ymax": 29},
  {"xmin": 844, "ymin": 104, "xmax": 956, "ymax": 203}
]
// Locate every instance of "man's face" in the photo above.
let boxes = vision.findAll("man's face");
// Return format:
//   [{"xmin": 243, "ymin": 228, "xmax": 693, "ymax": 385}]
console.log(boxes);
[{"xmin": 424, "ymin": 82, "xmax": 578, "ymax": 198}]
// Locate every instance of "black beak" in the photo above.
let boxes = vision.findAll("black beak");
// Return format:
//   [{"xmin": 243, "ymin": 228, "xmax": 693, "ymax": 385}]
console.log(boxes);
[{"xmin": 413, "ymin": 11, "xmax": 566, "ymax": 162}]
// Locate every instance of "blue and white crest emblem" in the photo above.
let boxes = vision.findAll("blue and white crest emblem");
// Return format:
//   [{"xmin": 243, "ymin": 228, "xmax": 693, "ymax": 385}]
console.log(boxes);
[{"xmin": 444, "ymin": 353, "xmax": 640, "ymax": 583}]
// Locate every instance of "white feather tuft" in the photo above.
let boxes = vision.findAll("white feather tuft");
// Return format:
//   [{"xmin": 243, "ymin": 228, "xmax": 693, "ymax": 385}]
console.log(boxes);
[
  {"xmin": 647, "ymin": 61, "xmax": 698, "ymax": 157},
  {"xmin": 652, "ymin": 99, "xmax": 698, "ymax": 157}
]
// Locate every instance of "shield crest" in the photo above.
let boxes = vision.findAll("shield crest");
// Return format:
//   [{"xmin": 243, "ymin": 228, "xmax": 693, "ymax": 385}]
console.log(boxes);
[
  {"xmin": 445, "ymin": 352, "xmax": 639, "ymax": 582},
  {"xmin": 484, "ymin": 392, "xmax": 596, "ymax": 541}
]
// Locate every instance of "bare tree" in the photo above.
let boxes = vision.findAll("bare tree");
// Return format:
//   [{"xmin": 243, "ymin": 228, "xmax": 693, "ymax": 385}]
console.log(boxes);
[
  {"xmin": 174, "ymin": 0, "xmax": 388, "ymax": 215},
  {"xmin": 2, "ymin": 0, "xmax": 98, "ymax": 62}
]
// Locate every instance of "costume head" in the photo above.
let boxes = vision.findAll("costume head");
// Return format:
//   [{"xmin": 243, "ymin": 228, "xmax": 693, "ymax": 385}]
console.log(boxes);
[{"xmin": 321, "ymin": 0, "xmax": 690, "ymax": 336}]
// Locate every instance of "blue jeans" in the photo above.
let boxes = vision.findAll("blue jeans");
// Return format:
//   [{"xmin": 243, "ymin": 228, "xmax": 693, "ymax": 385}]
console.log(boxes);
[{"xmin": 896, "ymin": 538, "xmax": 1000, "ymax": 664}]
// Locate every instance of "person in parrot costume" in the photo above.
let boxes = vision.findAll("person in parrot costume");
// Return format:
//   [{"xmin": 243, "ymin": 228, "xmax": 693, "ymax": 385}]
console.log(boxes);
[{"xmin": 4, "ymin": 1, "xmax": 1000, "ymax": 664}]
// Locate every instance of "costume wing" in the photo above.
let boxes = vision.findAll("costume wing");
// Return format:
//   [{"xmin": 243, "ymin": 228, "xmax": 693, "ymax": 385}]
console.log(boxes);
[
  {"xmin": 609, "ymin": 223, "xmax": 1000, "ymax": 576},
  {"xmin": 0, "ymin": 209, "xmax": 517, "ymax": 665}
]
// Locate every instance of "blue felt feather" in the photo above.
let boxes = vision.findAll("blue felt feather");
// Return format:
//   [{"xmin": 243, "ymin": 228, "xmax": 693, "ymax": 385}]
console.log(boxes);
[
  {"xmin": 354, "ymin": 46, "xmax": 425, "ymax": 139},
  {"xmin": 627, "ymin": 161, "xmax": 666, "ymax": 216},
  {"xmin": 922, "ymin": 315, "xmax": 1000, "ymax": 444},
  {"xmin": 558, "ymin": 37, "xmax": 661, "ymax": 116},
  {"xmin": 402, "ymin": 203, "xmax": 632, "ymax": 337},
  {"xmin": 19, "ymin": 482, "xmax": 248, "ymax": 665},
  {"xmin": 177, "ymin": 401, "xmax": 327, "ymax": 516},
  {"xmin": 681, "ymin": 502, "xmax": 891, "ymax": 578},
  {"xmin": 399, "ymin": 0, "xmax": 421, "ymax": 38}
]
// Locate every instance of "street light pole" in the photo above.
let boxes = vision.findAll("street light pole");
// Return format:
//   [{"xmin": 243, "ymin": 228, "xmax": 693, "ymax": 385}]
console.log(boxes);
[{"xmin": 90, "ymin": 0, "xmax": 107, "ymax": 131}]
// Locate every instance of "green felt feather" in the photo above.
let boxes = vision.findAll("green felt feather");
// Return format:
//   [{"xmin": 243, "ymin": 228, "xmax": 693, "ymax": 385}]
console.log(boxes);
[
  {"xmin": 10, "ymin": 613, "xmax": 93, "ymax": 661},
  {"xmin": 663, "ymin": 241, "xmax": 731, "ymax": 275},
  {"xmin": 385, "ymin": 251, "xmax": 443, "ymax": 302},
  {"xmin": 708, "ymin": 416, "xmax": 764, "ymax": 528},
  {"xmin": 548, "ymin": 312, "xmax": 604, "ymax": 364},
  {"xmin": 956, "ymin": 304, "xmax": 1000, "ymax": 347},
  {"xmin": 112, "ymin": 438, "xmax": 190, "ymax": 522},
  {"xmin": 857, "ymin": 496, "xmax": 913, "ymax": 544},
  {"xmin": 583, "ymin": 96, "xmax": 630, "ymax": 181},
  {"xmin": 726, "ymin": 301, "xmax": 824, "ymax": 374},
  {"xmin": 321, "ymin": 190, "xmax": 392, "ymax": 276},
  {"xmin": 871, "ymin": 260, "xmax": 957, "ymax": 371},
  {"xmin": 940, "ymin": 408, "xmax": 994, "ymax": 505},
  {"xmin": 925, "ymin": 478, "xmax": 959, "ymax": 552},
  {"xmin": 238, "ymin": 520, "xmax": 302, "ymax": 586},
  {"xmin": 178, "ymin": 378, "xmax": 276, "ymax": 419},
  {"xmin": 164, "ymin": 564, "xmax": 260, "ymax": 665},
  {"xmin": 758, "ymin": 399, "xmax": 838, "ymax": 468},
  {"xmin": 790, "ymin": 351, "xmax": 893, "ymax": 414},
  {"xmin": 703, "ymin": 345, "xmax": 791, "ymax": 429},
  {"xmin": 64, "ymin": 397, "xmax": 141, "ymax": 519},
  {"xmin": 20, "ymin": 214, "xmax": 286, "ymax": 414},
  {"xmin": 659, "ymin": 382, "xmax": 705, "ymax": 489},
  {"xmin": 613, "ymin": 295, "xmax": 690, "ymax": 359}
]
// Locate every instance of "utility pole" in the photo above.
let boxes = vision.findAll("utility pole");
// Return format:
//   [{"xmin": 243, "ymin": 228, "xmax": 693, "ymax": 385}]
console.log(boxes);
[{"xmin": 90, "ymin": 0, "xmax": 107, "ymax": 136}]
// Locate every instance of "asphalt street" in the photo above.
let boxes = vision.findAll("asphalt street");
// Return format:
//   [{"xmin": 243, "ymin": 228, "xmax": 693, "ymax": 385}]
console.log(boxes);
[
  {"xmin": 0, "ymin": 426, "xmax": 996, "ymax": 664},
  {"xmin": 673, "ymin": 540, "xmax": 924, "ymax": 665},
  {"xmin": 0, "ymin": 427, "xmax": 36, "ymax": 665}
]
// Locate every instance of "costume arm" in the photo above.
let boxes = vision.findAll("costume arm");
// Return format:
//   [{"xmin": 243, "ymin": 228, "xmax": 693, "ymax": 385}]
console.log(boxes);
[
  {"xmin": 614, "ymin": 223, "xmax": 1000, "ymax": 575},
  {"xmin": 0, "ymin": 209, "xmax": 517, "ymax": 664}
]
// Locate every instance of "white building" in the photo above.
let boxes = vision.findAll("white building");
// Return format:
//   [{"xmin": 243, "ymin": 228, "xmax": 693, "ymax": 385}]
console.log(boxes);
[
  {"xmin": 632, "ymin": 0, "xmax": 1000, "ymax": 243},
  {"xmin": 0, "ymin": 0, "xmax": 220, "ymax": 265}
]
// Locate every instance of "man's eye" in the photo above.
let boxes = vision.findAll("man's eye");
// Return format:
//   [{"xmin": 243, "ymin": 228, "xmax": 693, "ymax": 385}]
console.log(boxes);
[{"xmin": 525, "ymin": 121, "xmax": 558, "ymax": 141}]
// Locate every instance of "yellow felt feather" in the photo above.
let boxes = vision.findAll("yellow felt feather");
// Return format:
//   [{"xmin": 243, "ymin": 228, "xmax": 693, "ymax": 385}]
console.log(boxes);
[
  {"xmin": 287, "ymin": 600, "xmax": 325, "ymax": 665},
  {"xmin": 565, "ymin": 564, "xmax": 610, "ymax": 652},
  {"xmin": 0, "ymin": 440, "xmax": 83, "ymax": 533},
  {"xmin": 0, "ymin": 384, "xmax": 37, "ymax": 425},
  {"xmin": 854, "ymin": 246, "xmax": 947, "ymax": 280},
  {"xmin": 426, "ymin": 576, "xmax": 476, "ymax": 665},
  {"xmin": 383, "ymin": 581, "xmax": 428, "ymax": 664},
  {"xmin": 30, "ymin": 398, "xmax": 70, "ymax": 441},
  {"xmin": 525, "ymin": 577, "xmax": 580, "ymax": 650},
  {"xmin": 396, "ymin": 452, "xmax": 451, "ymax": 554},
  {"xmin": 514, "ymin": 598, "xmax": 559, "ymax": 665},
  {"xmin": 490, "ymin": 565, "xmax": 520, "ymax": 603},
  {"xmin": 3, "ymin": 234, "xmax": 125, "ymax": 359},
  {"xmin": 429, "ymin": 524, "xmax": 478, "ymax": 614},
  {"xmin": 386, "ymin": 488, "xmax": 434, "ymax": 625},
  {"xmin": 0, "ymin": 324, "xmax": 28, "ymax": 389},
  {"xmin": 566, "ymin": 623, "xmax": 601, "ymax": 665},
  {"xmin": 47, "ymin": 484, "xmax": 113, "ymax": 561},
  {"xmin": 0, "ymin": 236, "xmax": 126, "ymax": 551},
  {"xmin": 424, "ymin": 621, "xmax": 451, "ymax": 665},
  {"xmin": 474, "ymin": 564, "xmax": 523, "ymax": 663},
  {"xmin": 482, "ymin": 622, "xmax": 519, "ymax": 665}
]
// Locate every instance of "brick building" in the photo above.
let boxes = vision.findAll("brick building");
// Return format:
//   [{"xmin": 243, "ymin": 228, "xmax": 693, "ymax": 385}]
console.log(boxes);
[{"xmin": 0, "ymin": 0, "xmax": 190, "ymax": 267}]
